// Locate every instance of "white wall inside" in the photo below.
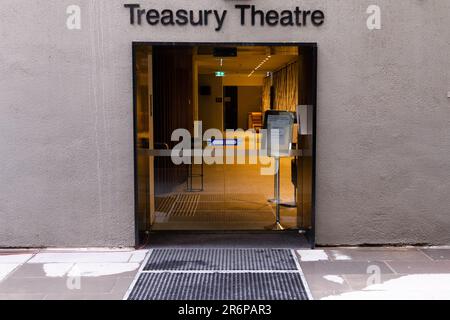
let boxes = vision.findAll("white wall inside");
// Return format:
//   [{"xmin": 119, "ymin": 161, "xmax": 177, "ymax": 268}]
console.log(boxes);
[
  {"xmin": 199, "ymin": 74, "xmax": 223, "ymax": 131},
  {"xmin": 223, "ymin": 75, "xmax": 264, "ymax": 87},
  {"xmin": 237, "ymin": 86, "xmax": 263, "ymax": 130}
]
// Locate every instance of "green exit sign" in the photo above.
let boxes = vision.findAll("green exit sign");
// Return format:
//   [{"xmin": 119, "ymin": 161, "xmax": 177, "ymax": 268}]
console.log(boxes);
[{"xmin": 215, "ymin": 71, "xmax": 225, "ymax": 77}]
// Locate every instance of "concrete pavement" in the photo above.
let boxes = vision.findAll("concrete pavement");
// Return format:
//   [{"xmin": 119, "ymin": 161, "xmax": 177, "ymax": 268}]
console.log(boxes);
[{"xmin": 0, "ymin": 246, "xmax": 449, "ymax": 300}]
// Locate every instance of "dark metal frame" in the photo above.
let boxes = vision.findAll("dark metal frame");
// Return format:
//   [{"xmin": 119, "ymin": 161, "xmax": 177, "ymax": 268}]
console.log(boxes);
[
  {"xmin": 309, "ymin": 46, "xmax": 318, "ymax": 248},
  {"xmin": 132, "ymin": 42, "xmax": 317, "ymax": 248}
]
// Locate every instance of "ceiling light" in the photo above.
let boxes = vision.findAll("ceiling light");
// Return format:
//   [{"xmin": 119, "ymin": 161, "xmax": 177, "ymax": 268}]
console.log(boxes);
[{"xmin": 248, "ymin": 55, "xmax": 272, "ymax": 77}]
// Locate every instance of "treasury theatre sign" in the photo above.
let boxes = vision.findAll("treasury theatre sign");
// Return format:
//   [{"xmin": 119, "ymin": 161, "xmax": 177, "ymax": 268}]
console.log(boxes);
[{"xmin": 124, "ymin": 4, "xmax": 325, "ymax": 31}]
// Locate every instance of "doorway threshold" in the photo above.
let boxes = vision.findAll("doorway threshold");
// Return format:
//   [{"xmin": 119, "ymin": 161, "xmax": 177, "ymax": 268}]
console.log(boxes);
[{"xmin": 145, "ymin": 231, "xmax": 310, "ymax": 249}]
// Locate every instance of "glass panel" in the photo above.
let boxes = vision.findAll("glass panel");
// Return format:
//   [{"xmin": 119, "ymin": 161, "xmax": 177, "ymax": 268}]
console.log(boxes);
[
  {"xmin": 135, "ymin": 45, "xmax": 152, "ymax": 238},
  {"xmin": 134, "ymin": 44, "xmax": 315, "ymax": 235}
]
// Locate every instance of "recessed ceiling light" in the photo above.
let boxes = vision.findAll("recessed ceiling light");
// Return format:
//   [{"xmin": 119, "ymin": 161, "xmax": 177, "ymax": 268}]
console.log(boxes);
[{"xmin": 249, "ymin": 55, "xmax": 271, "ymax": 77}]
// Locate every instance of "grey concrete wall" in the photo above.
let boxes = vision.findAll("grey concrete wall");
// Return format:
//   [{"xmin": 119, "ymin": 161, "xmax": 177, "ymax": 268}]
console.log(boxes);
[{"xmin": 0, "ymin": 0, "xmax": 449, "ymax": 247}]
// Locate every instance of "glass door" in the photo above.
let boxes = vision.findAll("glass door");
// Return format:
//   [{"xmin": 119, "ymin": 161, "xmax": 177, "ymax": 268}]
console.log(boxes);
[{"xmin": 134, "ymin": 43, "xmax": 316, "ymax": 243}]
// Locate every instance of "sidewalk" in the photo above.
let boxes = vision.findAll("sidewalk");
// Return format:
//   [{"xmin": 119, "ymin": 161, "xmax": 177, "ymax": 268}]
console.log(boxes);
[
  {"xmin": 0, "ymin": 247, "xmax": 449, "ymax": 300},
  {"xmin": 0, "ymin": 249, "xmax": 146, "ymax": 300},
  {"xmin": 295, "ymin": 247, "xmax": 450, "ymax": 299}
]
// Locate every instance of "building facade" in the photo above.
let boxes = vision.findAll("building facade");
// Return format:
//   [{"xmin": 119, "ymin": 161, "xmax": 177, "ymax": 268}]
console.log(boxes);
[{"xmin": 0, "ymin": 0, "xmax": 449, "ymax": 247}]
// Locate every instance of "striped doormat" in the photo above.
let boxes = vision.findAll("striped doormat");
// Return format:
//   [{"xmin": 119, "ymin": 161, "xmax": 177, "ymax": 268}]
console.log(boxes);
[{"xmin": 125, "ymin": 249, "xmax": 311, "ymax": 300}]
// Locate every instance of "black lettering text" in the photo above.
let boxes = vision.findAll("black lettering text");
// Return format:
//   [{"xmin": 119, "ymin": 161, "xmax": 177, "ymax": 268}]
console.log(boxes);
[
  {"xmin": 124, "ymin": 4, "xmax": 140, "ymax": 25},
  {"xmin": 280, "ymin": 10, "xmax": 294, "ymax": 26},
  {"xmin": 175, "ymin": 9, "xmax": 188, "ymax": 25},
  {"xmin": 190, "ymin": 10, "xmax": 203, "ymax": 26},
  {"xmin": 161, "ymin": 9, "xmax": 174, "ymax": 25},
  {"xmin": 265, "ymin": 10, "xmax": 279, "ymax": 26},
  {"xmin": 204, "ymin": 10, "xmax": 212, "ymax": 26},
  {"xmin": 137, "ymin": 9, "xmax": 146, "ymax": 25},
  {"xmin": 251, "ymin": 5, "xmax": 265, "ymax": 26},
  {"xmin": 146, "ymin": 9, "xmax": 159, "ymax": 25},
  {"xmin": 311, "ymin": 10, "xmax": 325, "ymax": 26},
  {"xmin": 214, "ymin": 10, "xmax": 227, "ymax": 31},
  {"xmin": 294, "ymin": 7, "xmax": 302, "ymax": 26},
  {"xmin": 235, "ymin": 5, "xmax": 250, "ymax": 26},
  {"xmin": 303, "ymin": 10, "xmax": 311, "ymax": 26}
]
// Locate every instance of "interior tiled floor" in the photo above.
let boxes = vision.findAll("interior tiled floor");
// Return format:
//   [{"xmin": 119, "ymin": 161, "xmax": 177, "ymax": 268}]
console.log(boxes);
[{"xmin": 152, "ymin": 156, "xmax": 298, "ymax": 230}]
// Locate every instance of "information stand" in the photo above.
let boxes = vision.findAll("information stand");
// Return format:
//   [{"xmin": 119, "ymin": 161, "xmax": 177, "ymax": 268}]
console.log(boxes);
[{"xmin": 262, "ymin": 111, "xmax": 294, "ymax": 230}]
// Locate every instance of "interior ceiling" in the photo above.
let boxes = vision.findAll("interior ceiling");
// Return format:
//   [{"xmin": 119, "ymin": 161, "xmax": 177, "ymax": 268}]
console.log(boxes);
[
  {"xmin": 196, "ymin": 46, "xmax": 298, "ymax": 77},
  {"xmin": 135, "ymin": 45, "xmax": 299, "ymax": 78}
]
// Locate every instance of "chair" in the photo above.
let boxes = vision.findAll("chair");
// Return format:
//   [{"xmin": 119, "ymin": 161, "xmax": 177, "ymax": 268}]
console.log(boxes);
[{"xmin": 248, "ymin": 112, "xmax": 263, "ymax": 132}]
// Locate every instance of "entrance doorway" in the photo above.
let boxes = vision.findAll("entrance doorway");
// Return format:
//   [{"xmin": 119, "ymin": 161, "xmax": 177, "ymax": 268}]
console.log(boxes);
[
  {"xmin": 133, "ymin": 43, "xmax": 317, "ymax": 246},
  {"xmin": 224, "ymin": 86, "xmax": 238, "ymax": 130}
]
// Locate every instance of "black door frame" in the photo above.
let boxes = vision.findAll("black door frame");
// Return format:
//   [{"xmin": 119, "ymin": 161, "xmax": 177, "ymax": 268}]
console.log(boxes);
[{"xmin": 132, "ymin": 42, "xmax": 318, "ymax": 248}]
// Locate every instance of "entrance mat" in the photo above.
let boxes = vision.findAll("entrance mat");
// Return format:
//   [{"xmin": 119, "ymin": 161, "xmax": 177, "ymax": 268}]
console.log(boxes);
[
  {"xmin": 156, "ymin": 194, "xmax": 200, "ymax": 218},
  {"xmin": 170, "ymin": 194, "xmax": 200, "ymax": 217},
  {"xmin": 144, "ymin": 249, "xmax": 297, "ymax": 271},
  {"xmin": 127, "ymin": 272, "xmax": 309, "ymax": 300},
  {"xmin": 169, "ymin": 211, "xmax": 275, "ymax": 224},
  {"xmin": 155, "ymin": 195, "xmax": 177, "ymax": 214},
  {"xmin": 153, "ymin": 193, "xmax": 277, "ymax": 229},
  {"xmin": 199, "ymin": 193, "xmax": 268, "ymax": 202}
]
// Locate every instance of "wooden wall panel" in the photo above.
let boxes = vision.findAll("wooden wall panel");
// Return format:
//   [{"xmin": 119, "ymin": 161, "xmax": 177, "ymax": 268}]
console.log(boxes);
[{"xmin": 153, "ymin": 46, "xmax": 194, "ymax": 194}]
